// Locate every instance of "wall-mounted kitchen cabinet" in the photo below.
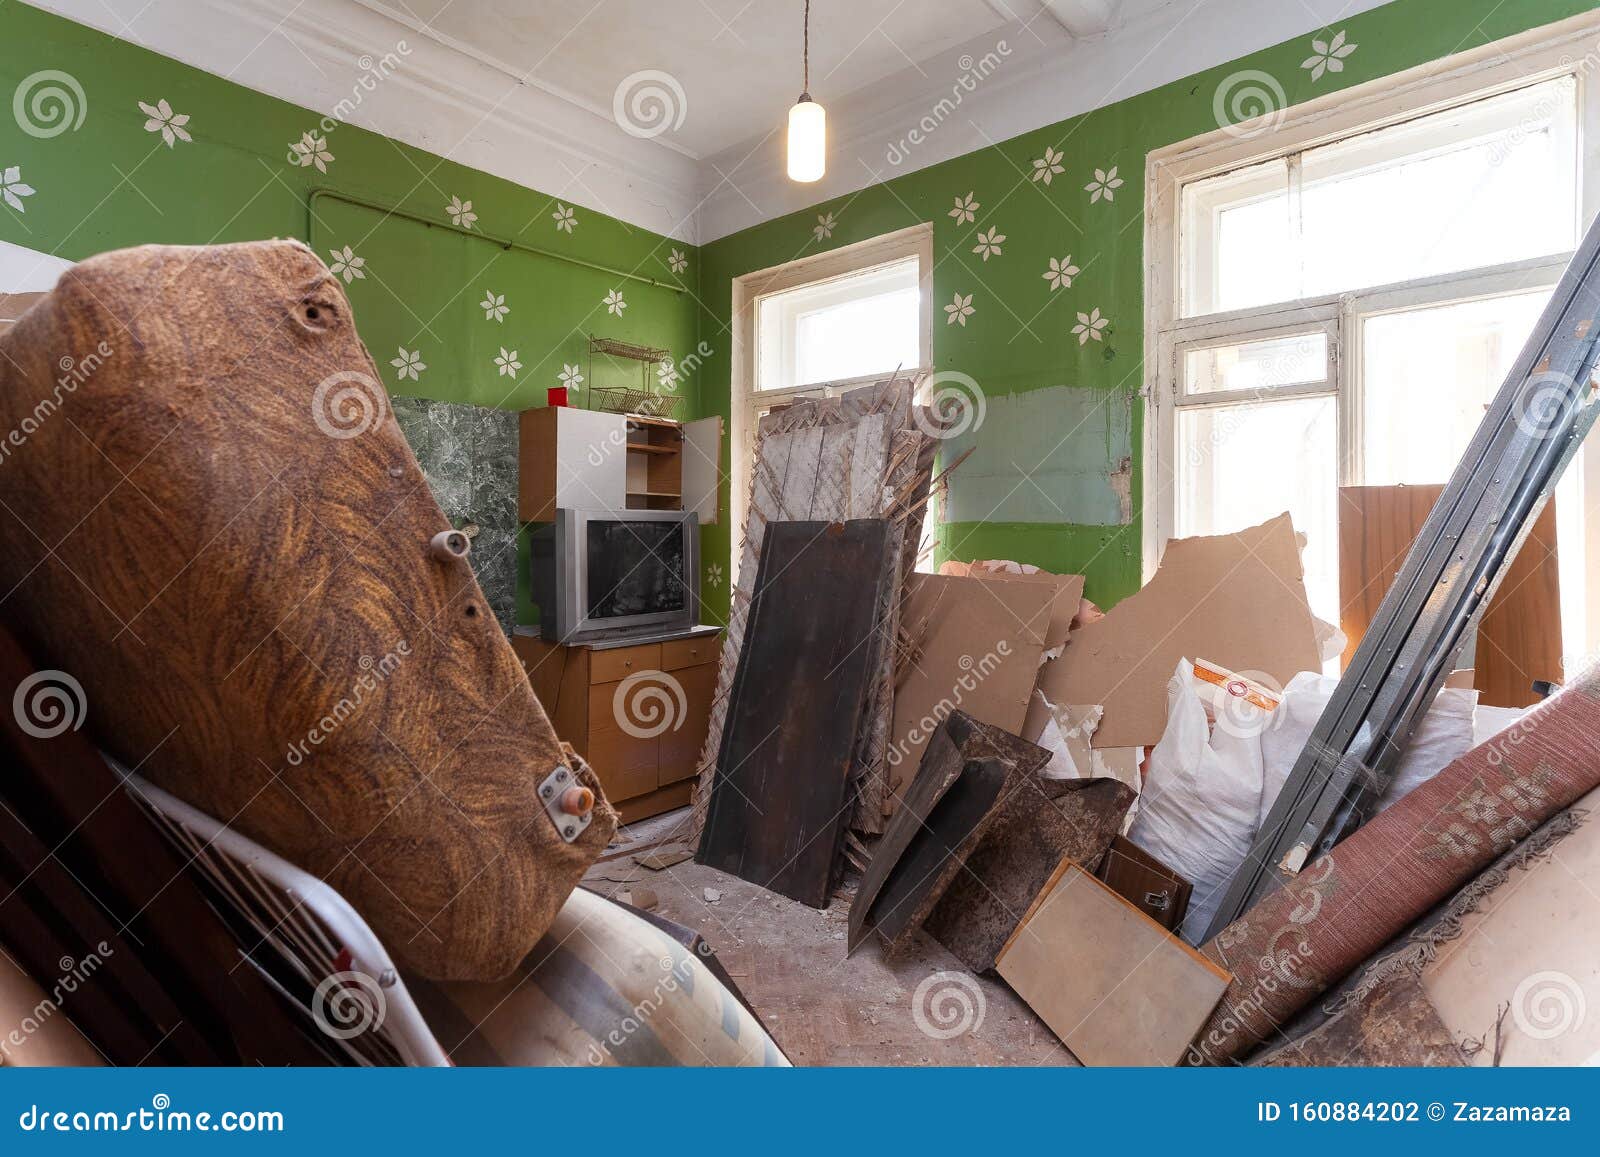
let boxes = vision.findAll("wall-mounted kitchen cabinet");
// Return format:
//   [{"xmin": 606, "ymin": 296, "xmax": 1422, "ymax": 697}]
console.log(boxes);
[{"xmin": 519, "ymin": 406, "xmax": 721, "ymax": 524}]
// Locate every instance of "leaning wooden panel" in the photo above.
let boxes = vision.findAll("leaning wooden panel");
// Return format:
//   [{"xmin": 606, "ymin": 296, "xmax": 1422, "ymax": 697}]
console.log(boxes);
[
  {"xmin": 995, "ymin": 858, "xmax": 1232, "ymax": 1067},
  {"xmin": 696, "ymin": 519, "xmax": 891, "ymax": 907},
  {"xmin": 0, "ymin": 241, "xmax": 614, "ymax": 982}
]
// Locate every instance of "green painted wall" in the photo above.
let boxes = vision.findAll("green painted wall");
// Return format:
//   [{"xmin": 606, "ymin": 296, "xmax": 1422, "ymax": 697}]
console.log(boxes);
[
  {"xmin": 693, "ymin": 0, "xmax": 1600, "ymax": 622},
  {"xmin": 0, "ymin": 2, "xmax": 699, "ymax": 625}
]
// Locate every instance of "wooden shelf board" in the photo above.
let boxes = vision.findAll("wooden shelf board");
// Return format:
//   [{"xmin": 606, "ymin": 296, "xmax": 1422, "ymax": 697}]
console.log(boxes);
[
  {"xmin": 625, "ymin": 443, "xmax": 675, "ymax": 455},
  {"xmin": 628, "ymin": 489, "xmax": 682, "ymax": 498}
]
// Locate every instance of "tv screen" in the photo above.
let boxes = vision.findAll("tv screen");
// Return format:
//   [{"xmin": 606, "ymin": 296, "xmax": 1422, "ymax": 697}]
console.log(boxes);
[{"xmin": 584, "ymin": 518, "xmax": 689, "ymax": 621}]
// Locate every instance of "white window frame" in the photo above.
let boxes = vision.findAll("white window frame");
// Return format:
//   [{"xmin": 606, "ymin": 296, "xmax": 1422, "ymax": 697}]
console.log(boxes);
[
  {"xmin": 728, "ymin": 222, "xmax": 933, "ymax": 535},
  {"xmin": 1144, "ymin": 11, "xmax": 1600, "ymax": 655}
]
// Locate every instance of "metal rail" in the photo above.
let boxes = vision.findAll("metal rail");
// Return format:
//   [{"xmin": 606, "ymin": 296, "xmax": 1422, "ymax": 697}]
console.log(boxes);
[{"xmin": 1204, "ymin": 210, "xmax": 1600, "ymax": 938}]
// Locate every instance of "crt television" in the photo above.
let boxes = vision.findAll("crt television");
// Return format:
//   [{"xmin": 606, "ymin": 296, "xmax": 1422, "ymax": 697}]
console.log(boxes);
[{"xmin": 530, "ymin": 508, "xmax": 699, "ymax": 643}]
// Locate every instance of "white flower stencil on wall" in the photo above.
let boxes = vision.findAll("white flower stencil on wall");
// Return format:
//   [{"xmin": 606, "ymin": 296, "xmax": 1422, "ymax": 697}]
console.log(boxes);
[
  {"xmin": 1085, "ymin": 166, "xmax": 1123, "ymax": 203},
  {"xmin": 949, "ymin": 193, "xmax": 980, "ymax": 224},
  {"xmin": 1031, "ymin": 146, "xmax": 1065, "ymax": 185},
  {"xmin": 327, "ymin": 246, "xmax": 366, "ymax": 283},
  {"xmin": 1073, "ymin": 308, "xmax": 1109, "ymax": 345},
  {"xmin": 446, "ymin": 195, "xmax": 476, "ymax": 229},
  {"xmin": 1302, "ymin": 30, "xmax": 1357, "ymax": 81},
  {"xmin": 390, "ymin": 347, "xmax": 426, "ymax": 381},
  {"xmin": 813, "ymin": 212, "xmax": 837, "ymax": 241},
  {"xmin": 657, "ymin": 359, "xmax": 679, "ymax": 390},
  {"xmin": 972, "ymin": 226, "xmax": 1005, "ymax": 261},
  {"xmin": 604, "ymin": 289, "xmax": 627, "ymax": 316},
  {"xmin": 1043, "ymin": 256, "xmax": 1079, "ymax": 290},
  {"xmin": 559, "ymin": 363, "xmax": 584, "ymax": 388},
  {"xmin": 552, "ymin": 203, "xmax": 577, "ymax": 233},
  {"xmin": 706, "ymin": 563, "xmax": 723, "ymax": 588},
  {"xmin": 1, "ymin": 166, "xmax": 36, "ymax": 213},
  {"xmin": 945, "ymin": 292, "xmax": 975, "ymax": 326},
  {"xmin": 668, "ymin": 248, "xmax": 688, "ymax": 274},
  {"xmin": 494, "ymin": 347, "xmax": 522, "ymax": 377},
  {"xmin": 480, "ymin": 291, "xmax": 509, "ymax": 322},
  {"xmin": 289, "ymin": 132, "xmax": 334, "ymax": 172},
  {"xmin": 139, "ymin": 100, "xmax": 191, "ymax": 147}
]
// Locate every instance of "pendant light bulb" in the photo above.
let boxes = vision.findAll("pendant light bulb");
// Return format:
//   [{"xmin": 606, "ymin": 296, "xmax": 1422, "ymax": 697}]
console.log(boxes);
[
  {"xmin": 787, "ymin": 94, "xmax": 826, "ymax": 183},
  {"xmin": 785, "ymin": 0, "xmax": 825, "ymax": 183}
]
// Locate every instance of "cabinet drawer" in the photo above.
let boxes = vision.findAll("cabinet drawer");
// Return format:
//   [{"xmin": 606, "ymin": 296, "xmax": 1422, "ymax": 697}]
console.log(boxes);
[
  {"xmin": 582, "ymin": 730, "xmax": 658, "ymax": 803},
  {"xmin": 662, "ymin": 635, "xmax": 719, "ymax": 672},
  {"xmin": 659, "ymin": 662, "xmax": 717, "ymax": 785},
  {"xmin": 589, "ymin": 643, "xmax": 662, "ymax": 685}
]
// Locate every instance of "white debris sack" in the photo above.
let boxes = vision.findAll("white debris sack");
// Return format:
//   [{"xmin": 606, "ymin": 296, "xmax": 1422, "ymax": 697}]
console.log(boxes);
[
  {"xmin": 1256, "ymin": 672, "xmax": 1480, "ymax": 833},
  {"xmin": 1127, "ymin": 659, "xmax": 1269, "ymax": 944}
]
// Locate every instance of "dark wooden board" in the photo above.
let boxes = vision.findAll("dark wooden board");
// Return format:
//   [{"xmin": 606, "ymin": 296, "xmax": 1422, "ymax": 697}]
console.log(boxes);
[
  {"xmin": 697, "ymin": 520, "xmax": 891, "ymax": 907},
  {"xmin": 924, "ymin": 775, "xmax": 1133, "ymax": 972},
  {"xmin": 847, "ymin": 711, "xmax": 1045, "ymax": 953}
]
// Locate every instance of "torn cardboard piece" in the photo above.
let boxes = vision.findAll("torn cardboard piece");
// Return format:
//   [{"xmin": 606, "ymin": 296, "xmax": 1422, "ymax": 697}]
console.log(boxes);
[
  {"xmin": 1035, "ymin": 513, "xmax": 1320, "ymax": 750},
  {"xmin": 884, "ymin": 573, "xmax": 1058, "ymax": 810},
  {"xmin": 937, "ymin": 561, "xmax": 1085, "ymax": 657}
]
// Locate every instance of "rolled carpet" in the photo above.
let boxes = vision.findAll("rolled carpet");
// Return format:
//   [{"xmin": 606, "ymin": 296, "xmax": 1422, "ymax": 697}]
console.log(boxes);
[{"xmin": 1188, "ymin": 666, "xmax": 1600, "ymax": 1065}]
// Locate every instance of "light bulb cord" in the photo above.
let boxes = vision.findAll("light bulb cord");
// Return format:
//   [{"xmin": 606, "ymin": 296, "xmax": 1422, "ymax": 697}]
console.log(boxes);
[{"xmin": 802, "ymin": 0, "xmax": 810, "ymax": 95}]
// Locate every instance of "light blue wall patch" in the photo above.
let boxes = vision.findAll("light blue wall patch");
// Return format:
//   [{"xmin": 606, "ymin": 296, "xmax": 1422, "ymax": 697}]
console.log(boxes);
[{"xmin": 942, "ymin": 386, "xmax": 1133, "ymax": 526}]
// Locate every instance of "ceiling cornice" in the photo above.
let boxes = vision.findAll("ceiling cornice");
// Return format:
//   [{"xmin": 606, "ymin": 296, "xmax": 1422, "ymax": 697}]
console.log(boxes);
[
  {"xmin": 25, "ymin": 0, "xmax": 707, "ymax": 241},
  {"xmin": 29, "ymin": 0, "xmax": 1398, "ymax": 246},
  {"xmin": 694, "ymin": 0, "xmax": 1396, "ymax": 241}
]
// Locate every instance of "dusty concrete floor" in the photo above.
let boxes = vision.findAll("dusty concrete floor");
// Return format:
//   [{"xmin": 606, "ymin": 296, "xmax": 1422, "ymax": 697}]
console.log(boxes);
[{"xmin": 583, "ymin": 807, "xmax": 1075, "ymax": 1067}]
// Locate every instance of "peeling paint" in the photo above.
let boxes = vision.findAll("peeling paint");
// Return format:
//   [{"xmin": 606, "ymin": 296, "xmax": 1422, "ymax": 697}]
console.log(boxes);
[{"xmin": 942, "ymin": 386, "xmax": 1133, "ymax": 526}]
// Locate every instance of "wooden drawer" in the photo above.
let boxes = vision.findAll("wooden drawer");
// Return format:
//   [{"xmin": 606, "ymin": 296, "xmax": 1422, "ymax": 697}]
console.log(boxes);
[
  {"xmin": 662, "ymin": 635, "xmax": 719, "ymax": 672},
  {"xmin": 659, "ymin": 662, "xmax": 717, "ymax": 785},
  {"xmin": 589, "ymin": 642, "xmax": 661, "ymax": 685},
  {"xmin": 582, "ymin": 729, "xmax": 658, "ymax": 803}
]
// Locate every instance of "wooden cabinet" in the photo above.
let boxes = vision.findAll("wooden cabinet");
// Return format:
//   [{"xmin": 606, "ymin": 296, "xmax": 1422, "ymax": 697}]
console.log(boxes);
[
  {"xmin": 519, "ymin": 406, "xmax": 721, "ymax": 523},
  {"xmin": 514, "ymin": 629, "xmax": 721, "ymax": 823}
]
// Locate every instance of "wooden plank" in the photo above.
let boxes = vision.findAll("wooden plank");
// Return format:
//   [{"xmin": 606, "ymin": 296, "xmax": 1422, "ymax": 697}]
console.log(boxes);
[
  {"xmin": 1338, "ymin": 484, "xmax": 1562, "ymax": 707},
  {"xmin": 995, "ymin": 858, "xmax": 1232, "ymax": 1067},
  {"xmin": 696, "ymin": 519, "xmax": 891, "ymax": 907}
]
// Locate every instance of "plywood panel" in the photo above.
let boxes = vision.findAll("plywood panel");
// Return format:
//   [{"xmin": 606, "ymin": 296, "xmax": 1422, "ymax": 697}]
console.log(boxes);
[
  {"xmin": 996, "ymin": 858, "xmax": 1232, "ymax": 1067},
  {"xmin": 1338, "ymin": 485, "xmax": 1561, "ymax": 708}
]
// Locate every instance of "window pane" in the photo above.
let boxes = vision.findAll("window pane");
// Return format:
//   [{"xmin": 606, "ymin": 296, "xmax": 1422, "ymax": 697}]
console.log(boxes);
[
  {"xmin": 1177, "ymin": 396, "xmax": 1338, "ymax": 623},
  {"xmin": 1362, "ymin": 290, "xmax": 1551, "ymax": 485},
  {"xmin": 1184, "ymin": 332, "xmax": 1328, "ymax": 395},
  {"xmin": 756, "ymin": 257, "xmax": 920, "ymax": 391},
  {"xmin": 1183, "ymin": 78, "xmax": 1577, "ymax": 315}
]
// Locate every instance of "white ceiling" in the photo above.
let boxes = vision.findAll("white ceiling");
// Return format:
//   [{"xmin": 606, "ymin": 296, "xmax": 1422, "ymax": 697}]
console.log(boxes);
[{"xmin": 31, "ymin": 0, "xmax": 1395, "ymax": 241}]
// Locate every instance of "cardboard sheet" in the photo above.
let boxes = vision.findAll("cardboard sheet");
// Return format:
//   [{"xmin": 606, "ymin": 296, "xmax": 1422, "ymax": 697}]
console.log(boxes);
[
  {"xmin": 1035, "ymin": 513, "xmax": 1320, "ymax": 749},
  {"xmin": 995, "ymin": 857, "xmax": 1232, "ymax": 1067},
  {"xmin": 886, "ymin": 574, "xmax": 1058, "ymax": 807}
]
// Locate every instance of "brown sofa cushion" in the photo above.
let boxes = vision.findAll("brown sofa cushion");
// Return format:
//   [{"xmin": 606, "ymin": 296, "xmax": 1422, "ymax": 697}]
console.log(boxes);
[{"xmin": 0, "ymin": 240, "xmax": 614, "ymax": 981}]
